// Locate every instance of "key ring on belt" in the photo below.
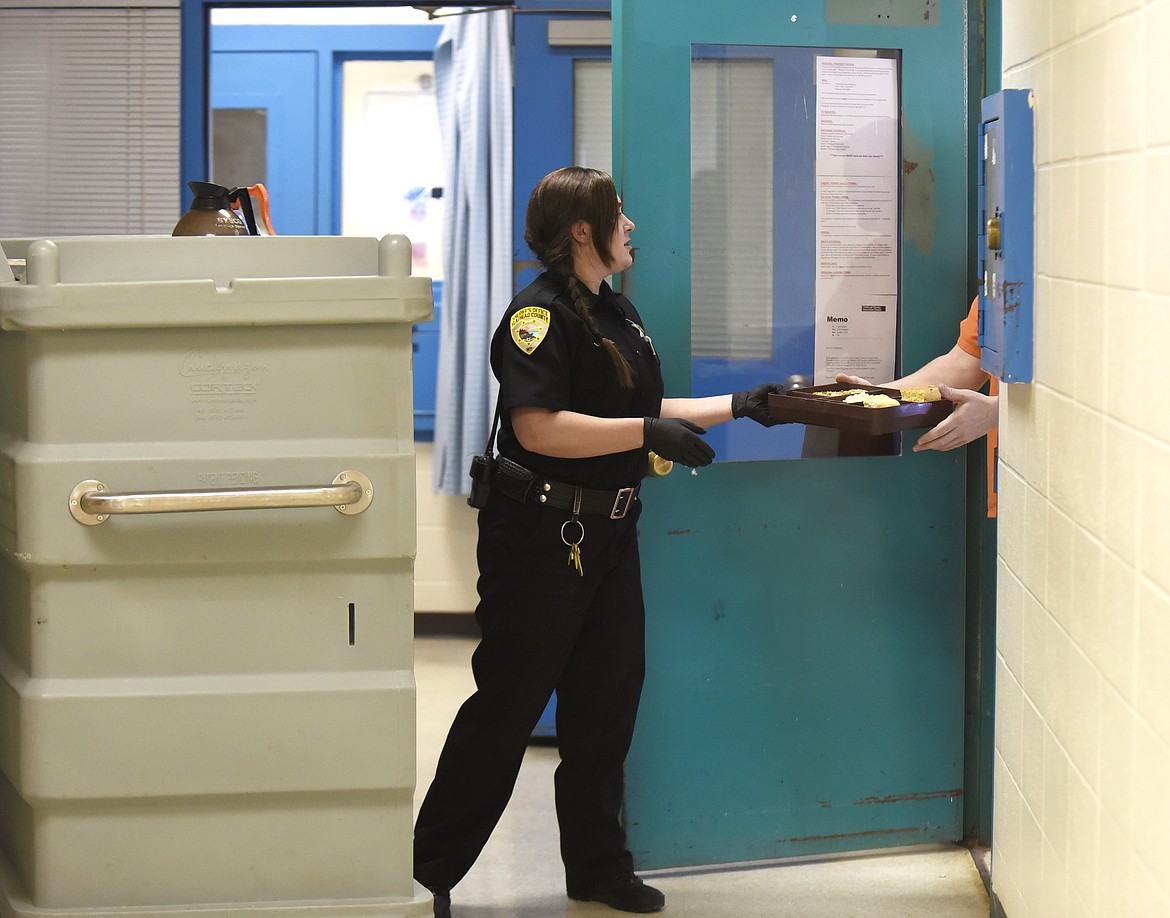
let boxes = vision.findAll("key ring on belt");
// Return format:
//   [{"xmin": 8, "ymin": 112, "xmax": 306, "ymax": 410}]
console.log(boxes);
[{"xmin": 561, "ymin": 487, "xmax": 585, "ymax": 576}]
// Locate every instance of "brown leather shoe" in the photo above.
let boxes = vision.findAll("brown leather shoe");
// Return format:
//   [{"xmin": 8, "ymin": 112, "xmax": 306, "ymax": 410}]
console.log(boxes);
[{"xmin": 567, "ymin": 874, "xmax": 665, "ymax": 913}]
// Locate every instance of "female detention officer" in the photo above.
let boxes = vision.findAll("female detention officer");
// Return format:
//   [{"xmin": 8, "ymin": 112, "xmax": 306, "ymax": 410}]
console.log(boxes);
[{"xmin": 413, "ymin": 167, "xmax": 781, "ymax": 917}]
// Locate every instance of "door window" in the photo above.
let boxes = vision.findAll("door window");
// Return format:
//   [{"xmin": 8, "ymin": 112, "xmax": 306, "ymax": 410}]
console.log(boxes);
[
  {"xmin": 691, "ymin": 57, "xmax": 774, "ymax": 361},
  {"xmin": 211, "ymin": 107, "xmax": 267, "ymax": 189},
  {"xmin": 690, "ymin": 44, "xmax": 902, "ymax": 462},
  {"xmin": 573, "ymin": 59, "xmax": 612, "ymax": 172}
]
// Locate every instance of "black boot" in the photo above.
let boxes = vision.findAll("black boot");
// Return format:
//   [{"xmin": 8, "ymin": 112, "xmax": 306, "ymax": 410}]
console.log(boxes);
[
  {"xmin": 567, "ymin": 874, "xmax": 665, "ymax": 913},
  {"xmin": 426, "ymin": 886, "xmax": 451, "ymax": 918}
]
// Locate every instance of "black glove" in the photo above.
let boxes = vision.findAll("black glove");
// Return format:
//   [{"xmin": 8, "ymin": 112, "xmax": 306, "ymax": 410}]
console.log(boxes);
[
  {"xmin": 643, "ymin": 417, "xmax": 715, "ymax": 468},
  {"xmin": 732, "ymin": 382, "xmax": 785, "ymax": 427}
]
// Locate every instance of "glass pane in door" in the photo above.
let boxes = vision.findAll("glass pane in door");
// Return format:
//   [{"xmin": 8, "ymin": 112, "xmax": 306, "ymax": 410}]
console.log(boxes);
[
  {"xmin": 573, "ymin": 59, "xmax": 611, "ymax": 172},
  {"xmin": 689, "ymin": 44, "xmax": 901, "ymax": 462},
  {"xmin": 211, "ymin": 107, "xmax": 267, "ymax": 189}
]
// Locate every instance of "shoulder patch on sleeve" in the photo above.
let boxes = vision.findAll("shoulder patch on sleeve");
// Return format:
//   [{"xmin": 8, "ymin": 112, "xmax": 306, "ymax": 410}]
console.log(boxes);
[{"xmin": 510, "ymin": 306, "xmax": 552, "ymax": 355}]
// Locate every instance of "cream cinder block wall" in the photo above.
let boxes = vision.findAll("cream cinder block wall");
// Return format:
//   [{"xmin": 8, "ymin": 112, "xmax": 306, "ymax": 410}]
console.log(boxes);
[
  {"xmin": 992, "ymin": 2, "xmax": 1170, "ymax": 917},
  {"xmin": 414, "ymin": 442, "xmax": 480, "ymax": 615}
]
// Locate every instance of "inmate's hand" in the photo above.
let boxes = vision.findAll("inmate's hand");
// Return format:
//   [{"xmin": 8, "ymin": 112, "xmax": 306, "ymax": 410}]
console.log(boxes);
[
  {"xmin": 643, "ymin": 417, "xmax": 715, "ymax": 468},
  {"xmin": 835, "ymin": 373, "xmax": 874, "ymax": 387},
  {"xmin": 912, "ymin": 385, "xmax": 999, "ymax": 452},
  {"xmin": 732, "ymin": 383, "xmax": 785, "ymax": 427}
]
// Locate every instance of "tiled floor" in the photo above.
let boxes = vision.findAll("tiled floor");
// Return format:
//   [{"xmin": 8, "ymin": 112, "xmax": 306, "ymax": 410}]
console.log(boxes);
[{"xmin": 414, "ymin": 633, "xmax": 991, "ymax": 918}]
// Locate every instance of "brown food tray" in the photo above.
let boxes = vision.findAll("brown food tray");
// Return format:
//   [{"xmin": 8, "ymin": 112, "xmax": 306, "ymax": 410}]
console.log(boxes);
[{"xmin": 767, "ymin": 384, "xmax": 954, "ymax": 436}]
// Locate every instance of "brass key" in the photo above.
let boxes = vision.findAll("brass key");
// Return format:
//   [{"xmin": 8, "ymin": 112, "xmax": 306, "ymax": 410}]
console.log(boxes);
[
  {"xmin": 567, "ymin": 540, "xmax": 584, "ymax": 576},
  {"xmin": 561, "ymin": 488, "xmax": 585, "ymax": 578}
]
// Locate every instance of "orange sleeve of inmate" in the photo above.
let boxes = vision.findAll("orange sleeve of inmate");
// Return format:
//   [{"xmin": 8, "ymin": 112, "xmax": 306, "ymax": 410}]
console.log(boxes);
[{"xmin": 956, "ymin": 298, "xmax": 997, "ymax": 519}]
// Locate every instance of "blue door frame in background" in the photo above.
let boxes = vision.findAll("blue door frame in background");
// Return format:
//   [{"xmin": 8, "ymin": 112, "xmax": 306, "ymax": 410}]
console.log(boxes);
[{"xmin": 512, "ymin": 2, "xmax": 611, "ymax": 292}]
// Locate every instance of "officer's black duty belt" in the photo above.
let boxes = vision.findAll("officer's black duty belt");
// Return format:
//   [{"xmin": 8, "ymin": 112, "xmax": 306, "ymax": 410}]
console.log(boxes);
[{"xmin": 493, "ymin": 457, "xmax": 639, "ymax": 520}]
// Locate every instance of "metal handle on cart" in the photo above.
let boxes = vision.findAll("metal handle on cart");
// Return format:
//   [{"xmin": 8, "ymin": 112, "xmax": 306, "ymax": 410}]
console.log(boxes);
[{"xmin": 69, "ymin": 470, "xmax": 374, "ymax": 526}]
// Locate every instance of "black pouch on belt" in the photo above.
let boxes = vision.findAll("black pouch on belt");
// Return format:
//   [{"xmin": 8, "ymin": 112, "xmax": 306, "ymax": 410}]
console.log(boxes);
[
  {"xmin": 467, "ymin": 392, "xmax": 504, "ymax": 510},
  {"xmin": 467, "ymin": 453, "xmax": 497, "ymax": 509},
  {"xmin": 494, "ymin": 456, "xmax": 535, "ymax": 501}
]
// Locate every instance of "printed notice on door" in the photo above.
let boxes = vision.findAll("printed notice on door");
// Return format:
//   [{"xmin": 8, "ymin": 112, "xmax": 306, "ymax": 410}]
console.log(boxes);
[{"xmin": 814, "ymin": 55, "xmax": 899, "ymax": 385}]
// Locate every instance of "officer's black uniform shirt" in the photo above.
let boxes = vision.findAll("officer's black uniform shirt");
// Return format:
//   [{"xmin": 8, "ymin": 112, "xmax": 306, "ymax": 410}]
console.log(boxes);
[{"xmin": 490, "ymin": 272, "xmax": 664, "ymax": 491}]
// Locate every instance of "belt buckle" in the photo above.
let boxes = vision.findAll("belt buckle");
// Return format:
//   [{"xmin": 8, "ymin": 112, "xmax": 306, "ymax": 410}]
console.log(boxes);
[{"xmin": 610, "ymin": 486, "xmax": 636, "ymax": 520}]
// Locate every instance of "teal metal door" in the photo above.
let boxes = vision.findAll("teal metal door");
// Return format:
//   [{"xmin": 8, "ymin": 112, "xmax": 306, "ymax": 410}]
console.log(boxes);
[{"xmin": 615, "ymin": 0, "xmax": 979, "ymax": 867}]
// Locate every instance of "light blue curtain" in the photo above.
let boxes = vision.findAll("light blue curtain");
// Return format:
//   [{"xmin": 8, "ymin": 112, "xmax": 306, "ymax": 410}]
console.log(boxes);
[{"xmin": 432, "ymin": 9, "xmax": 513, "ymax": 495}]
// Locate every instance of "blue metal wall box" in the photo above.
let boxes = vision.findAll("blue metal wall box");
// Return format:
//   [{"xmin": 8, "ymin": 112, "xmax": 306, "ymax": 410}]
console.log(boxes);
[{"xmin": 978, "ymin": 88, "xmax": 1036, "ymax": 383}]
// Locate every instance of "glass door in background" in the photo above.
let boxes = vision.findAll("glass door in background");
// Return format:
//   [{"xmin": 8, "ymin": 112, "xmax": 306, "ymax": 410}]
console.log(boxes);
[
  {"xmin": 341, "ymin": 58, "xmax": 446, "ymax": 437},
  {"xmin": 341, "ymin": 59, "xmax": 445, "ymax": 282}
]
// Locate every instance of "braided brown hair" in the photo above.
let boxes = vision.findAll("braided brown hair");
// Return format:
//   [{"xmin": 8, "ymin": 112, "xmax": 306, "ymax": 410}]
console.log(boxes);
[{"xmin": 524, "ymin": 167, "xmax": 635, "ymax": 389}]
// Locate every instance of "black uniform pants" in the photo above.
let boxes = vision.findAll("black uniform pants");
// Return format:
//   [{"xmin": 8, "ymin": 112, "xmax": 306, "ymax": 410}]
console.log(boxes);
[{"xmin": 413, "ymin": 488, "xmax": 646, "ymax": 892}]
